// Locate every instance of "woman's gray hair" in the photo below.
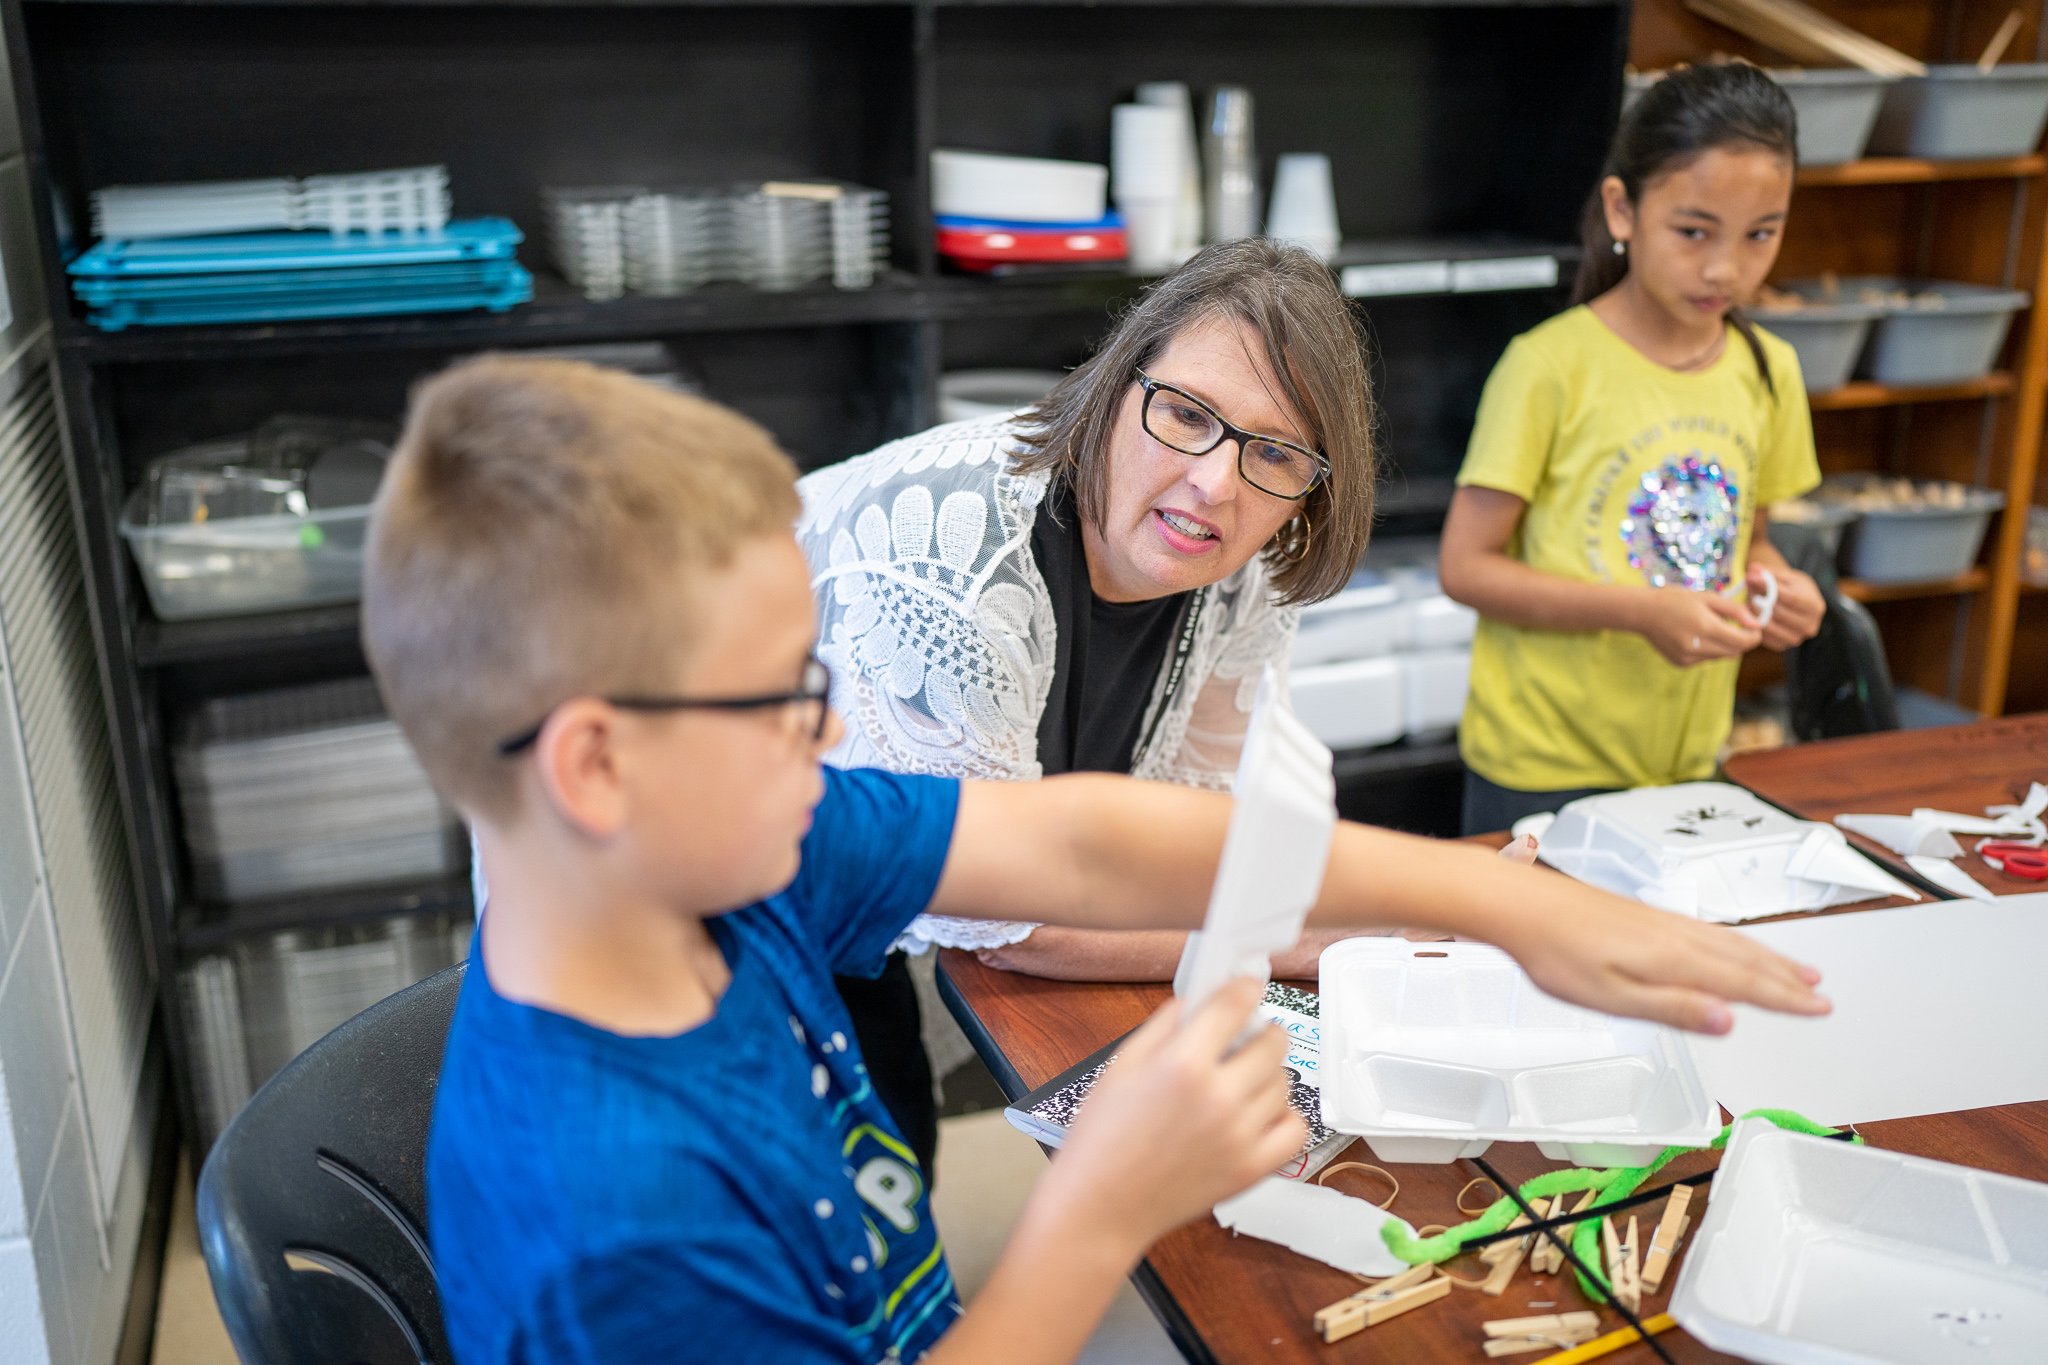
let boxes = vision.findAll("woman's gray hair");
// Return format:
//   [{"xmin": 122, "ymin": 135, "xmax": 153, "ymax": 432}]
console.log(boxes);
[{"xmin": 1008, "ymin": 238, "xmax": 1378, "ymax": 605}]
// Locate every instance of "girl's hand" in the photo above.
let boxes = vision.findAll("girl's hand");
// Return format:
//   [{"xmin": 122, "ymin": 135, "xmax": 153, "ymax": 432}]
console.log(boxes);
[
  {"xmin": 1042, "ymin": 979, "xmax": 1306, "ymax": 1249},
  {"xmin": 1632, "ymin": 587, "xmax": 1762, "ymax": 666},
  {"xmin": 1752, "ymin": 563, "xmax": 1824, "ymax": 651},
  {"xmin": 1499, "ymin": 833, "xmax": 1539, "ymax": 865}
]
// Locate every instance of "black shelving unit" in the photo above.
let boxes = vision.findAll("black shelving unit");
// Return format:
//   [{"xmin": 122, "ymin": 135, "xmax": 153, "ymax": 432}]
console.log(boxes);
[{"xmin": 4, "ymin": 0, "xmax": 1628, "ymax": 1152}]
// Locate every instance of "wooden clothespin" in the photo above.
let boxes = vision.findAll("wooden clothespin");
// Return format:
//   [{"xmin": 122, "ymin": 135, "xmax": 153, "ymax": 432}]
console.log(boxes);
[
  {"xmin": 1530, "ymin": 1196, "xmax": 1566, "ymax": 1274},
  {"xmin": 1623, "ymin": 1216, "xmax": 1643, "ymax": 1312},
  {"xmin": 1312, "ymin": 1264, "xmax": 1448, "ymax": 1343},
  {"xmin": 1479, "ymin": 1311, "xmax": 1602, "ymax": 1357},
  {"xmin": 1479, "ymin": 1213, "xmax": 1532, "ymax": 1295},
  {"xmin": 1484, "ymin": 1312, "xmax": 1601, "ymax": 1339},
  {"xmin": 1639, "ymin": 1186, "xmax": 1693, "ymax": 1293},
  {"xmin": 1600, "ymin": 1216, "xmax": 1641, "ymax": 1314}
]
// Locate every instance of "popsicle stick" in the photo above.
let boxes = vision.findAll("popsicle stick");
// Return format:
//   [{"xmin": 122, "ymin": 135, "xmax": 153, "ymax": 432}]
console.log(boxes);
[{"xmin": 1980, "ymin": 10, "xmax": 2025, "ymax": 70}]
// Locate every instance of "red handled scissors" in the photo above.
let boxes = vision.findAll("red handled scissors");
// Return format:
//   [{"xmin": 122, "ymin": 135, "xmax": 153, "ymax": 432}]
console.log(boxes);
[{"xmin": 1979, "ymin": 840, "xmax": 2048, "ymax": 881}]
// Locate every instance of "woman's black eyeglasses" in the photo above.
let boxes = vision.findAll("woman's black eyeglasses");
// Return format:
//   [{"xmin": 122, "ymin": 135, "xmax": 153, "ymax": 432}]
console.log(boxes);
[
  {"xmin": 1135, "ymin": 370, "xmax": 1330, "ymax": 501},
  {"xmin": 496, "ymin": 655, "xmax": 833, "ymax": 756}
]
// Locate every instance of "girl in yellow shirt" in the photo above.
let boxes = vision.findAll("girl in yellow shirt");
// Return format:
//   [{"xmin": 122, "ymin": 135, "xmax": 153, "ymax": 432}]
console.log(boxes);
[{"xmin": 1440, "ymin": 64, "xmax": 1826, "ymax": 835}]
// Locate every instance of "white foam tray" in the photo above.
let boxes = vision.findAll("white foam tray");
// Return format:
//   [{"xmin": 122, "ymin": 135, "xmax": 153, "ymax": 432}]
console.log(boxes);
[
  {"xmin": 1539, "ymin": 782, "xmax": 1912, "ymax": 920},
  {"xmin": 1317, "ymin": 939, "xmax": 1718, "ymax": 1166},
  {"xmin": 1672, "ymin": 1119, "xmax": 2048, "ymax": 1364}
]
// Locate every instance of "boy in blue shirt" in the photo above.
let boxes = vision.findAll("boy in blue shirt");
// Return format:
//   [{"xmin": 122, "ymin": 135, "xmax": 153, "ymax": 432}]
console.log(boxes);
[{"xmin": 362, "ymin": 357, "xmax": 1828, "ymax": 1365}]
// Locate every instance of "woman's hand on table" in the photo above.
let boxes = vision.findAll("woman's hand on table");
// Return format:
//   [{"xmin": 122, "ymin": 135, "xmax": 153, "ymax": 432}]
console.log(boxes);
[{"xmin": 1753, "ymin": 562, "xmax": 1825, "ymax": 651}]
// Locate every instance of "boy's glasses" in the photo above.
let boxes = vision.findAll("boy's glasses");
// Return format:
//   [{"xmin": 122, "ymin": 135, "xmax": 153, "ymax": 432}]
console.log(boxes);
[
  {"xmin": 1135, "ymin": 369, "xmax": 1330, "ymax": 501},
  {"xmin": 496, "ymin": 655, "xmax": 834, "ymax": 756}
]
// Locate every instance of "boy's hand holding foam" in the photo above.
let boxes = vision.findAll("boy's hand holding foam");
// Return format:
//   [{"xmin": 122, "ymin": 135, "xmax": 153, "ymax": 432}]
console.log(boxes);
[{"xmin": 925, "ymin": 980, "xmax": 1300, "ymax": 1365}]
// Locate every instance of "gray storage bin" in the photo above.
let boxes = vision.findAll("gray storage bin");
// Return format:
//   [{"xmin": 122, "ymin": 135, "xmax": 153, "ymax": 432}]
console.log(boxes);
[
  {"xmin": 1753, "ymin": 299, "xmax": 1885, "ymax": 391},
  {"xmin": 1823, "ymin": 478, "xmax": 2006, "ymax": 582},
  {"xmin": 1850, "ymin": 276, "xmax": 2029, "ymax": 384},
  {"xmin": 1767, "ymin": 69, "xmax": 1898, "ymax": 165},
  {"xmin": 1868, "ymin": 64, "xmax": 2048, "ymax": 159}
]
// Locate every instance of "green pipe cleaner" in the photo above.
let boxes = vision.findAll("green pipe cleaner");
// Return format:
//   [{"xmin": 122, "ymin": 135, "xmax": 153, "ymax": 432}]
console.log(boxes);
[{"xmin": 1377, "ymin": 1109, "xmax": 1858, "ymax": 1302}]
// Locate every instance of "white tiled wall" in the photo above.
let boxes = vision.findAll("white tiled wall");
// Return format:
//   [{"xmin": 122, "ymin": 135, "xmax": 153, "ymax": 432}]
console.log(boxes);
[{"xmin": 0, "ymin": 14, "xmax": 162, "ymax": 1361}]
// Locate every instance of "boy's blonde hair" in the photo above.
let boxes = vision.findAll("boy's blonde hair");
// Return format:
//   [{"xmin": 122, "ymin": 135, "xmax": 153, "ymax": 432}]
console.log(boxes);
[{"xmin": 363, "ymin": 355, "xmax": 800, "ymax": 820}]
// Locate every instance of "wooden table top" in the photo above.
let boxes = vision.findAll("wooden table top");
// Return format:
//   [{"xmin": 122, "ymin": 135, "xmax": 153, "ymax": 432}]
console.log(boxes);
[
  {"xmin": 1725, "ymin": 713, "xmax": 2048, "ymax": 898},
  {"xmin": 938, "ymin": 719, "xmax": 2048, "ymax": 1363},
  {"xmin": 938, "ymin": 954, "xmax": 2048, "ymax": 1365}
]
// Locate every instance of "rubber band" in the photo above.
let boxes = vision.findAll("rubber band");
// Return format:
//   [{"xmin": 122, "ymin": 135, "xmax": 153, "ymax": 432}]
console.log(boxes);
[
  {"xmin": 1316, "ymin": 1161, "xmax": 1400, "ymax": 1210},
  {"xmin": 1455, "ymin": 1176, "xmax": 1500, "ymax": 1216}
]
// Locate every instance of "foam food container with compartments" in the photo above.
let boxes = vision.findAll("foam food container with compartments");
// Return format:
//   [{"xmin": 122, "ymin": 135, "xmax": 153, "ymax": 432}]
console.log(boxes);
[
  {"xmin": 1539, "ymin": 782, "xmax": 1918, "ymax": 921},
  {"xmin": 1671, "ymin": 1118, "xmax": 2048, "ymax": 1365},
  {"xmin": 1317, "ymin": 938, "xmax": 1720, "ymax": 1166}
]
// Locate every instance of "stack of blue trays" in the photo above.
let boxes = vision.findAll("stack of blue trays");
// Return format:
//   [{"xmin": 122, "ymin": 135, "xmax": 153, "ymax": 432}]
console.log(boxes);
[{"xmin": 69, "ymin": 218, "xmax": 532, "ymax": 330}]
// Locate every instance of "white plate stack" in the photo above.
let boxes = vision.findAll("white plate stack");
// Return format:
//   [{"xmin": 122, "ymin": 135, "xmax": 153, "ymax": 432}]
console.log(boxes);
[
  {"xmin": 622, "ymin": 189, "xmax": 731, "ymax": 295},
  {"xmin": 92, "ymin": 177, "xmax": 298, "ymax": 239},
  {"xmin": 1288, "ymin": 549, "xmax": 1478, "ymax": 752},
  {"xmin": 541, "ymin": 186, "xmax": 641, "ymax": 300},
  {"xmin": 175, "ymin": 676, "xmax": 461, "ymax": 904},
  {"xmin": 91, "ymin": 165, "xmax": 451, "ymax": 240},
  {"xmin": 298, "ymin": 165, "xmax": 451, "ymax": 236}
]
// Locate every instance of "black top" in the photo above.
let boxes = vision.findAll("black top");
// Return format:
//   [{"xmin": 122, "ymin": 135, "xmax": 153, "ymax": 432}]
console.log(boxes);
[{"xmin": 1030, "ymin": 482, "xmax": 1192, "ymax": 776}]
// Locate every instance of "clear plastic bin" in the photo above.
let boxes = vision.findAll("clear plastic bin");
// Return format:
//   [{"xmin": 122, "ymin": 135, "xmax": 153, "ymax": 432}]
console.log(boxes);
[
  {"xmin": 1868, "ymin": 63, "xmax": 2048, "ymax": 159},
  {"xmin": 120, "ymin": 491, "xmax": 370, "ymax": 620}
]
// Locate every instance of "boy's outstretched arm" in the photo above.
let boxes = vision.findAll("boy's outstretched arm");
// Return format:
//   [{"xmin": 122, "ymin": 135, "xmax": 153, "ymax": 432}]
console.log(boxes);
[
  {"xmin": 922, "ymin": 978, "xmax": 1303, "ymax": 1365},
  {"xmin": 929, "ymin": 775, "xmax": 1829, "ymax": 1034}
]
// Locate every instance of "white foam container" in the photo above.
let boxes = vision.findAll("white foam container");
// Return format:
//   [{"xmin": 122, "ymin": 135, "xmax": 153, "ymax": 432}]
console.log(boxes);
[
  {"xmin": 931, "ymin": 149, "xmax": 1108, "ymax": 224},
  {"xmin": 1409, "ymin": 594, "xmax": 1478, "ymax": 649},
  {"xmin": 1317, "ymin": 939, "xmax": 1719, "ymax": 1166},
  {"xmin": 1290, "ymin": 657, "xmax": 1404, "ymax": 750},
  {"xmin": 1292, "ymin": 578, "xmax": 1408, "ymax": 666},
  {"xmin": 1400, "ymin": 648, "xmax": 1470, "ymax": 739},
  {"xmin": 1541, "ymin": 781, "xmax": 1827, "ymax": 918},
  {"xmin": 1672, "ymin": 1119, "xmax": 2048, "ymax": 1365}
]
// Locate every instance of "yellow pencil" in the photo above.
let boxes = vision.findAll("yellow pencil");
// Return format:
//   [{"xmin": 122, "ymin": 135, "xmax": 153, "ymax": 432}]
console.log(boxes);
[{"xmin": 1530, "ymin": 1312, "xmax": 1677, "ymax": 1364}]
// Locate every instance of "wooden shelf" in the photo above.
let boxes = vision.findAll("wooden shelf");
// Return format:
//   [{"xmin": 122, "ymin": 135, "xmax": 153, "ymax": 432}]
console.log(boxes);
[
  {"xmin": 1806, "ymin": 373, "xmax": 2016, "ymax": 410},
  {"xmin": 1796, "ymin": 156, "xmax": 2048, "ymax": 187},
  {"xmin": 1840, "ymin": 569, "xmax": 1990, "ymax": 603}
]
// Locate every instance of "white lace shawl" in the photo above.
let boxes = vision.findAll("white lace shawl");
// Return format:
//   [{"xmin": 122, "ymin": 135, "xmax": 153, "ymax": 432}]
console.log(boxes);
[{"xmin": 795, "ymin": 416, "xmax": 1300, "ymax": 953}]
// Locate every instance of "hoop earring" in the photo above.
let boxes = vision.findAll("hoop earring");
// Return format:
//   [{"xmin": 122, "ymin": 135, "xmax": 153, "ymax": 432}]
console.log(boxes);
[
  {"xmin": 1274, "ymin": 511, "xmax": 1313, "ymax": 563},
  {"xmin": 1612, "ymin": 240, "xmax": 1627, "ymax": 256}
]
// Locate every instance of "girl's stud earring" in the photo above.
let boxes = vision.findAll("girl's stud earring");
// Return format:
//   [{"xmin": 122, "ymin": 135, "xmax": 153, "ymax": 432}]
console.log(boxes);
[{"xmin": 1612, "ymin": 240, "xmax": 1627, "ymax": 256}]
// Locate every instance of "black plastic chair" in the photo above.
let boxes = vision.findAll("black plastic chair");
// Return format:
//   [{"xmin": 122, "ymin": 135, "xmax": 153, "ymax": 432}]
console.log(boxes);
[
  {"xmin": 1786, "ymin": 585, "xmax": 1901, "ymax": 741},
  {"xmin": 198, "ymin": 962, "xmax": 464, "ymax": 1365}
]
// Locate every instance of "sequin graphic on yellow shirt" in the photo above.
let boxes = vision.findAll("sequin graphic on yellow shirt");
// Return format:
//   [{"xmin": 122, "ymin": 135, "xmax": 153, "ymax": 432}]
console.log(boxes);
[{"xmin": 1617, "ymin": 452, "xmax": 1742, "ymax": 592}]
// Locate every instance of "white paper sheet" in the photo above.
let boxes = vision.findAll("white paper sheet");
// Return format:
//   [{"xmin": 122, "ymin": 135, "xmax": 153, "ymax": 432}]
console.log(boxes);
[{"xmin": 1689, "ymin": 895, "xmax": 2048, "ymax": 1126}]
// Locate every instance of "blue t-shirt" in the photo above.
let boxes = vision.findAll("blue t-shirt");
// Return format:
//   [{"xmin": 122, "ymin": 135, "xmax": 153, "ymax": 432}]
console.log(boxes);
[{"xmin": 430, "ymin": 767, "xmax": 964, "ymax": 1365}]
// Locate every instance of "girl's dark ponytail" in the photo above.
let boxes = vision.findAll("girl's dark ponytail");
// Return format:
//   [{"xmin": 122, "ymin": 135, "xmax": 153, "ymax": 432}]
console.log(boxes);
[{"xmin": 1571, "ymin": 64, "xmax": 1799, "ymax": 398}]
